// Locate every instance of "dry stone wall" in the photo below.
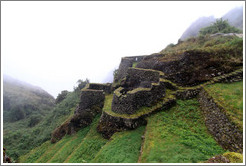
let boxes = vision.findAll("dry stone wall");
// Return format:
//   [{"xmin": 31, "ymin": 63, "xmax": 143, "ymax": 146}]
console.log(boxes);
[
  {"xmin": 112, "ymin": 68, "xmax": 166, "ymax": 115},
  {"xmin": 198, "ymin": 89, "xmax": 243, "ymax": 153}
]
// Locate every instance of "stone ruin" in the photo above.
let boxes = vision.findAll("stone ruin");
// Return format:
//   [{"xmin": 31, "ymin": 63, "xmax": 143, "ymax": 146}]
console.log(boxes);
[
  {"xmin": 51, "ymin": 83, "xmax": 111, "ymax": 143},
  {"xmin": 112, "ymin": 67, "xmax": 166, "ymax": 114}
]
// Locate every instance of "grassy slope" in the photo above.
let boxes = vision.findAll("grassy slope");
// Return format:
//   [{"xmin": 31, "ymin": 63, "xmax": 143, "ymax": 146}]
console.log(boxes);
[
  {"xmin": 140, "ymin": 99, "xmax": 226, "ymax": 163},
  {"xmin": 93, "ymin": 126, "xmax": 145, "ymax": 163},
  {"xmin": 4, "ymin": 90, "xmax": 80, "ymax": 162},
  {"xmin": 204, "ymin": 81, "xmax": 243, "ymax": 131},
  {"xmin": 65, "ymin": 115, "xmax": 108, "ymax": 163}
]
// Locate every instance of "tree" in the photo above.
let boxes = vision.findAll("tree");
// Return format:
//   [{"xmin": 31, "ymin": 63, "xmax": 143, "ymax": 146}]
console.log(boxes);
[
  {"xmin": 55, "ymin": 90, "xmax": 69, "ymax": 104},
  {"xmin": 74, "ymin": 78, "xmax": 90, "ymax": 91},
  {"xmin": 199, "ymin": 18, "xmax": 241, "ymax": 35}
]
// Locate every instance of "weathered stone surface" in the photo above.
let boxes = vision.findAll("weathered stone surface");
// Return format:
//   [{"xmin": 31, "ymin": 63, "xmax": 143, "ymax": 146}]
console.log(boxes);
[
  {"xmin": 122, "ymin": 68, "xmax": 160, "ymax": 89},
  {"xmin": 98, "ymin": 96, "xmax": 176, "ymax": 139},
  {"xmin": 136, "ymin": 51, "xmax": 242, "ymax": 86},
  {"xmin": 198, "ymin": 89, "xmax": 243, "ymax": 153},
  {"xmin": 112, "ymin": 68, "xmax": 166, "ymax": 115},
  {"xmin": 51, "ymin": 89, "xmax": 105, "ymax": 143},
  {"xmin": 175, "ymin": 88, "xmax": 201, "ymax": 100},
  {"xmin": 97, "ymin": 112, "xmax": 147, "ymax": 139},
  {"xmin": 75, "ymin": 89, "xmax": 105, "ymax": 113},
  {"xmin": 88, "ymin": 83, "xmax": 112, "ymax": 94},
  {"xmin": 114, "ymin": 56, "xmax": 146, "ymax": 83}
]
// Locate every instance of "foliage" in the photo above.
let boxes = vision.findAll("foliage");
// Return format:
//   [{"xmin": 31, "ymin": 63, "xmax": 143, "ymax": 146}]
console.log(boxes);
[
  {"xmin": 55, "ymin": 90, "xmax": 69, "ymax": 104},
  {"xmin": 93, "ymin": 126, "xmax": 145, "ymax": 163},
  {"xmin": 205, "ymin": 81, "xmax": 243, "ymax": 131},
  {"xmin": 3, "ymin": 88, "xmax": 81, "ymax": 161},
  {"xmin": 74, "ymin": 78, "xmax": 89, "ymax": 91},
  {"xmin": 199, "ymin": 18, "xmax": 241, "ymax": 35},
  {"xmin": 113, "ymin": 69, "xmax": 119, "ymax": 80},
  {"xmin": 3, "ymin": 79, "xmax": 55, "ymax": 122},
  {"xmin": 140, "ymin": 99, "xmax": 226, "ymax": 163}
]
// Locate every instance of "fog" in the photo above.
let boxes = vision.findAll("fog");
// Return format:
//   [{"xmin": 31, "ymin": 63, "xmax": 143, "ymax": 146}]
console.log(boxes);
[{"xmin": 1, "ymin": 1, "xmax": 244, "ymax": 97}]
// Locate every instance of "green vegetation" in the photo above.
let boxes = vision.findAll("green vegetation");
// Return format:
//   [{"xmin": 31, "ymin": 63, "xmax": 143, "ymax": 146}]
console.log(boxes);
[
  {"xmin": 161, "ymin": 35, "xmax": 243, "ymax": 63},
  {"xmin": 199, "ymin": 19, "xmax": 241, "ymax": 35},
  {"xmin": 66, "ymin": 115, "xmax": 107, "ymax": 163},
  {"xmin": 55, "ymin": 90, "xmax": 69, "ymax": 104},
  {"xmin": 204, "ymin": 81, "xmax": 243, "ymax": 131},
  {"xmin": 223, "ymin": 152, "xmax": 243, "ymax": 163},
  {"xmin": 3, "ymin": 83, "xmax": 82, "ymax": 161},
  {"xmin": 93, "ymin": 126, "xmax": 145, "ymax": 163},
  {"xmin": 140, "ymin": 99, "xmax": 226, "ymax": 163}
]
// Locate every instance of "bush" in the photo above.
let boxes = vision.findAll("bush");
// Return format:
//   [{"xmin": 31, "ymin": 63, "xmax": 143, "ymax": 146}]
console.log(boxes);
[{"xmin": 199, "ymin": 19, "xmax": 241, "ymax": 35}]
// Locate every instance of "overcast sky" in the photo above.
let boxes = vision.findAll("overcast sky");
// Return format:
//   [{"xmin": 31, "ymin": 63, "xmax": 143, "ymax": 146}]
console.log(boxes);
[{"xmin": 1, "ymin": 1, "xmax": 244, "ymax": 97}]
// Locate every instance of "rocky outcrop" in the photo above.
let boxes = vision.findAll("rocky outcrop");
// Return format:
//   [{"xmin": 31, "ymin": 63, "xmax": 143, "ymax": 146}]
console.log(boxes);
[
  {"xmin": 198, "ymin": 89, "xmax": 243, "ymax": 153},
  {"xmin": 51, "ymin": 86, "xmax": 106, "ymax": 143}
]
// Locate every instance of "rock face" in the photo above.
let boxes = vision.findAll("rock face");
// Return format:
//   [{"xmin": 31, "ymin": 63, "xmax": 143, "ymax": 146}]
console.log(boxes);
[
  {"xmin": 198, "ymin": 89, "xmax": 243, "ymax": 153},
  {"xmin": 51, "ymin": 86, "xmax": 106, "ymax": 143},
  {"xmin": 112, "ymin": 68, "xmax": 166, "ymax": 114}
]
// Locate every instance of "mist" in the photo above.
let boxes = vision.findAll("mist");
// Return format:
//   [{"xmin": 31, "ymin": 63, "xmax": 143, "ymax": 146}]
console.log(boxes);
[{"xmin": 1, "ymin": 1, "xmax": 244, "ymax": 98}]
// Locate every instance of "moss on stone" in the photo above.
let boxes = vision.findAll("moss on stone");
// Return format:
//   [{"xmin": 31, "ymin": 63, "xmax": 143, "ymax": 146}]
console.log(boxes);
[
  {"xmin": 103, "ymin": 93, "xmax": 176, "ymax": 120},
  {"xmin": 223, "ymin": 152, "xmax": 243, "ymax": 163}
]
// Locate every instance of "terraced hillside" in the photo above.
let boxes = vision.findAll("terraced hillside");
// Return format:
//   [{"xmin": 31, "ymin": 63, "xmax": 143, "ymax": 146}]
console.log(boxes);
[{"xmin": 19, "ymin": 78, "xmax": 243, "ymax": 163}]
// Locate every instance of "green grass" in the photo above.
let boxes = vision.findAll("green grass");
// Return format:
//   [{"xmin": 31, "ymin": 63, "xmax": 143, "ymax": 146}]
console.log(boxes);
[
  {"xmin": 19, "ymin": 141, "xmax": 52, "ymax": 163},
  {"xmin": 48, "ymin": 126, "xmax": 91, "ymax": 163},
  {"xmin": 140, "ymin": 99, "xmax": 226, "ymax": 163},
  {"xmin": 35, "ymin": 135, "xmax": 72, "ymax": 163},
  {"xmin": 92, "ymin": 126, "xmax": 145, "ymax": 163},
  {"xmin": 204, "ymin": 81, "xmax": 243, "ymax": 131},
  {"xmin": 66, "ymin": 115, "xmax": 108, "ymax": 163}
]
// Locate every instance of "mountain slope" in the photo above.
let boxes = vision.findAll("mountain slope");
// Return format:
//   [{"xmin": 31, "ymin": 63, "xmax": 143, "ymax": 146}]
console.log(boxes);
[
  {"xmin": 3, "ymin": 76, "xmax": 82, "ymax": 161},
  {"xmin": 179, "ymin": 6, "xmax": 243, "ymax": 40},
  {"xmin": 18, "ymin": 81, "xmax": 242, "ymax": 163}
]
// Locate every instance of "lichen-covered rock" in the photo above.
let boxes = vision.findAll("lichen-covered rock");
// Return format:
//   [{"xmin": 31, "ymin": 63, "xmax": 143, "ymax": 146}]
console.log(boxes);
[
  {"xmin": 198, "ymin": 89, "xmax": 243, "ymax": 153},
  {"xmin": 204, "ymin": 152, "xmax": 243, "ymax": 163}
]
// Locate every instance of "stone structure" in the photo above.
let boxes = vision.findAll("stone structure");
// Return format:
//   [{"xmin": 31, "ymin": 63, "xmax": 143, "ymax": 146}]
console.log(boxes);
[
  {"xmin": 112, "ymin": 68, "xmax": 166, "ymax": 114},
  {"xmin": 198, "ymin": 89, "xmax": 243, "ymax": 153},
  {"xmin": 51, "ymin": 84, "xmax": 106, "ymax": 143},
  {"xmin": 114, "ymin": 55, "xmax": 146, "ymax": 83},
  {"xmin": 88, "ymin": 83, "xmax": 112, "ymax": 94},
  {"xmin": 97, "ymin": 96, "xmax": 176, "ymax": 139}
]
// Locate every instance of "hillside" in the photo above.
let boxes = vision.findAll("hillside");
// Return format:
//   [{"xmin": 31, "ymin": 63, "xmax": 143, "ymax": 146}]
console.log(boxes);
[
  {"xmin": 8, "ymin": 15, "xmax": 244, "ymax": 163},
  {"xmin": 180, "ymin": 6, "xmax": 243, "ymax": 40},
  {"xmin": 3, "ymin": 77, "xmax": 86, "ymax": 162},
  {"xmin": 3, "ymin": 75, "xmax": 55, "ymax": 122},
  {"xmin": 19, "ymin": 80, "xmax": 243, "ymax": 163}
]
